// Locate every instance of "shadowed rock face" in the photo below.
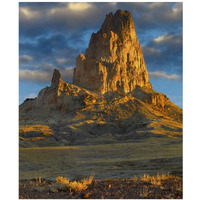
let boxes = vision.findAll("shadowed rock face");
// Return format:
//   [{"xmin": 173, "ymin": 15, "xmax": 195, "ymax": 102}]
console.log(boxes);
[
  {"xmin": 51, "ymin": 68, "xmax": 63, "ymax": 87},
  {"xmin": 73, "ymin": 10, "xmax": 152, "ymax": 94}
]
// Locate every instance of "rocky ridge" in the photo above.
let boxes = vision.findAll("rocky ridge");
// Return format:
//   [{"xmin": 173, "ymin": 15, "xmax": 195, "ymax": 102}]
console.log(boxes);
[{"xmin": 19, "ymin": 68, "xmax": 182, "ymax": 147}]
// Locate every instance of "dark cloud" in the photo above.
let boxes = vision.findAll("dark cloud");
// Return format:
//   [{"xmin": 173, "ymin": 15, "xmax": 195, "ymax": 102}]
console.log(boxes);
[
  {"xmin": 19, "ymin": 2, "xmax": 182, "ymax": 84},
  {"xmin": 150, "ymin": 32, "xmax": 182, "ymax": 51},
  {"xmin": 19, "ymin": 2, "xmax": 182, "ymax": 38},
  {"xmin": 142, "ymin": 32, "xmax": 182, "ymax": 75},
  {"xmin": 19, "ymin": 33, "xmax": 85, "ymax": 72},
  {"xmin": 142, "ymin": 46, "xmax": 162, "ymax": 59},
  {"xmin": 19, "ymin": 2, "xmax": 106, "ymax": 38},
  {"xmin": 19, "ymin": 55, "xmax": 33, "ymax": 65},
  {"xmin": 131, "ymin": 2, "xmax": 182, "ymax": 30}
]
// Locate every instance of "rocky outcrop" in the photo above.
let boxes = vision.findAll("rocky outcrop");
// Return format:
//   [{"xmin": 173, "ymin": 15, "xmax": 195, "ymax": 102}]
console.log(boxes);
[
  {"xmin": 20, "ymin": 69, "xmax": 105, "ymax": 114},
  {"xmin": 131, "ymin": 86, "xmax": 170, "ymax": 109},
  {"xmin": 51, "ymin": 68, "xmax": 63, "ymax": 87},
  {"xmin": 73, "ymin": 10, "xmax": 152, "ymax": 94},
  {"xmin": 19, "ymin": 68, "xmax": 182, "ymax": 147}
]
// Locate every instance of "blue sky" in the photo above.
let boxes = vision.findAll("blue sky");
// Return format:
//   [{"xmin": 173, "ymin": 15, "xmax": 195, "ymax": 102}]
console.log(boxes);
[{"xmin": 19, "ymin": 2, "xmax": 182, "ymax": 107}]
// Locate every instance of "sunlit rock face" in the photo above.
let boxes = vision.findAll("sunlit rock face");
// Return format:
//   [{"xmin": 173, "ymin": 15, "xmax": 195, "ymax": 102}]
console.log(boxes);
[
  {"xmin": 73, "ymin": 9, "xmax": 152, "ymax": 94},
  {"xmin": 24, "ymin": 69, "xmax": 105, "ymax": 113}
]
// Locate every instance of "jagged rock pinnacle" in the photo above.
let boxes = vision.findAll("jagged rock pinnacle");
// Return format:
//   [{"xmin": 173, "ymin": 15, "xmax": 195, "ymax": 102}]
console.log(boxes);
[
  {"xmin": 73, "ymin": 9, "xmax": 152, "ymax": 94},
  {"xmin": 51, "ymin": 68, "xmax": 62, "ymax": 87},
  {"xmin": 101, "ymin": 10, "xmax": 134, "ymax": 37}
]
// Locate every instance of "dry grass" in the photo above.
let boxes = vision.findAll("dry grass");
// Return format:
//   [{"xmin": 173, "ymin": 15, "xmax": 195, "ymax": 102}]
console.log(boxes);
[
  {"xmin": 148, "ymin": 120, "xmax": 182, "ymax": 138},
  {"xmin": 140, "ymin": 186, "xmax": 149, "ymax": 197},
  {"xmin": 35, "ymin": 177, "xmax": 42, "ymax": 183},
  {"xmin": 19, "ymin": 146, "xmax": 79, "ymax": 150},
  {"xmin": 19, "ymin": 124, "xmax": 54, "ymax": 135},
  {"xmin": 81, "ymin": 174, "xmax": 94, "ymax": 185},
  {"xmin": 56, "ymin": 176, "xmax": 70, "ymax": 185},
  {"xmin": 56, "ymin": 175, "xmax": 94, "ymax": 192},
  {"xmin": 19, "ymin": 136, "xmax": 45, "ymax": 141},
  {"xmin": 139, "ymin": 173, "xmax": 175, "ymax": 185}
]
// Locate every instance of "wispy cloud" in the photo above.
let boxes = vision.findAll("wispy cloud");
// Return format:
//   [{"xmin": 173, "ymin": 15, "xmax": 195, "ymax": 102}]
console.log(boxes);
[
  {"xmin": 142, "ymin": 46, "xmax": 161, "ymax": 58},
  {"xmin": 19, "ymin": 55, "xmax": 33, "ymax": 64},
  {"xmin": 149, "ymin": 71, "xmax": 181, "ymax": 81},
  {"xmin": 19, "ymin": 69, "xmax": 51, "ymax": 83},
  {"xmin": 152, "ymin": 33, "xmax": 182, "ymax": 46},
  {"xmin": 67, "ymin": 2, "xmax": 92, "ymax": 11},
  {"xmin": 25, "ymin": 93, "xmax": 37, "ymax": 99},
  {"xmin": 19, "ymin": 67, "xmax": 74, "ymax": 83}
]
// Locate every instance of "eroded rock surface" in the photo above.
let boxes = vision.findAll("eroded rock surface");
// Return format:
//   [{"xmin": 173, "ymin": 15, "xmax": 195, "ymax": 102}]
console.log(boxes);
[
  {"xmin": 19, "ymin": 68, "xmax": 182, "ymax": 147},
  {"xmin": 73, "ymin": 10, "xmax": 152, "ymax": 94}
]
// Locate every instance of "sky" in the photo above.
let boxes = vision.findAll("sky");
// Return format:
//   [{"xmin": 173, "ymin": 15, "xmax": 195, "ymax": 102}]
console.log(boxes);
[{"xmin": 19, "ymin": 2, "xmax": 183, "ymax": 107}]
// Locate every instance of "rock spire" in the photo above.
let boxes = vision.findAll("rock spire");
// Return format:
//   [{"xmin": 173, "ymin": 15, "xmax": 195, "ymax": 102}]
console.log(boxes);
[
  {"xmin": 73, "ymin": 9, "xmax": 152, "ymax": 94},
  {"xmin": 51, "ymin": 68, "xmax": 63, "ymax": 87}
]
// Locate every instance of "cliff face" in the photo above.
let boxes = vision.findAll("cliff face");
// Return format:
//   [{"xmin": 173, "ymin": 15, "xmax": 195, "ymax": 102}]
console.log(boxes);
[
  {"xmin": 23, "ymin": 69, "xmax": 105, "ymax": 113},
  {"xmin": 73, "ymin": 10, "xmax": 152, "ymax": 94}
]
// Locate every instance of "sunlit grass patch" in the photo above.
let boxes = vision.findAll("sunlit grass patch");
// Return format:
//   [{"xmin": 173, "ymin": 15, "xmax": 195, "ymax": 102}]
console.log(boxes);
[
  {"xmin": 19, "ymin": 136, "xmax": 45, "ymax": 141},
  {"xmin": 81, "ymin": 174, "xmax": 94, "ymax": 185},
  {"xmin": 56, "ymin": 176, "xmax": 70, "ymax": 185},
  {"xmin": 19, "ymin": 146, "xmax": 79, "ymax": 150},
  {"xmin": 139, "ymin": 173, "xmax": 178, "ymax": 185},
  {"xmin": 56, "ymin": 174, "xmax": 94, "ymax": 192},
  {"xmin": 19, "ymin": 124, "xmax": 54, "ymax": 135}
]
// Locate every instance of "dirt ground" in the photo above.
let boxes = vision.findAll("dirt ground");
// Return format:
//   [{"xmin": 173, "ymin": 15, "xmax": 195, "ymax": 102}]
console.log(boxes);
[{"xmin": 19, "ymin": 176, "xmax": 182, "ymax": 199}]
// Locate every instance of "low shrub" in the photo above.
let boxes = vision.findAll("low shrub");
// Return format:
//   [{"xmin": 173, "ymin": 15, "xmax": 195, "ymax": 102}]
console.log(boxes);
[
  {"xmin": 140, "ymin": 173, "xmax": 175, "ymax": 185},
  {"xmin": 56, "ymin": 174, "xmax": 94, "ymax": 192}
]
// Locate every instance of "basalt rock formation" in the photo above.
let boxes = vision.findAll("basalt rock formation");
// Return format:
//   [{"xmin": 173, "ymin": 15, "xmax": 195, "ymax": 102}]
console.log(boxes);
[
  {"xmin": 73, "ymin": 10, "xmax": 152, "ymax": 94},
  {"xmin": 19, "ymin": 10, "xmax": 182, "ymax": 147}
]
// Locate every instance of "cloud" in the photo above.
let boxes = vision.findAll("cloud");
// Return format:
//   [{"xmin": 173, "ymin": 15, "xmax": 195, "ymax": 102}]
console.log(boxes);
[
  {"xmin": 19, "ymin": 33, "xmax": 84, "ymax": 71},
  {"xmin": 142, "ymin": 46, "xmax": 161, "ymax": 58},
  {"xmin": 152, "ymin": 33, "xmax": 182, "ymax": 47},
  {"xmin": 19, "ymin": 2, "xmax": 100, "ymax": 37},
  {"xmin": 19, "ymin": 69, "xmax": 51, "ymax": 83},
  {"xmin": 32, "ymin": 62, "xmax": 54, "ymax": 71},
  {"xmin": 55, "ymin": 58, "xmax": 68, "ymax": 65},
  {"xmin": 19, "ymin": 7, "xmax": 41, "ymax": 20},
  {"xmin": 154, "ymin": 34, "xmax": 174, "ymax": 43},
  {"xmin": 149, "ymin": 71, "xmax": 181, "ymax": 81},
  {"xmin": 133, "ymin": 2, "xmax": 182, "ymax": 29},
  {"xmin": 19, "ymin": 67, "xmax": 74, "ymax": 83},
  {"xmin": 67, "ymin": 3, "xmax": 92, "ymax": 11},
  {"xmin": 25, "ymin": 93, "xmax": 37, "ymax": 99},
  {"xmin": 141, "ymin": 32, "xmax": 182, "ymax": 75},
  {"xmin": 19, "ymin": 55, "xmax": 33, "ymax": 64},
  {"xmin": 61, "ymin": 67, "xmax": 74, "ymax": 81},
  {"xmin": 19, "ymin": 2, "xmax": 182, "ymax": 84},
  {"xmin": 19, "ymin": 2, "xmax": 182, "ymax": 38}
]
